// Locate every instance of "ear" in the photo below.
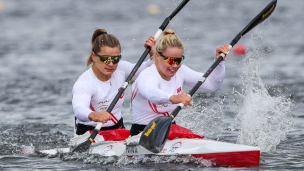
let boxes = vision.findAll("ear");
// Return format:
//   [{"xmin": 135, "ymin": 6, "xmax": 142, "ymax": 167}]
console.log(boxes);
[
  {"xmin": 155, "ymin": 53, "xmax": 161, "ymax": 63},
  {"xmin": 91, "ymin": 52, "xmax": 97, "ymax": 62}
]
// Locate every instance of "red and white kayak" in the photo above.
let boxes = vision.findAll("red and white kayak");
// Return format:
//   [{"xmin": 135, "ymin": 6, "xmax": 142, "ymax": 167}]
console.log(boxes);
[{"xmin": 39, "ymin": 126, "xmax": 260, "ymax": 167}]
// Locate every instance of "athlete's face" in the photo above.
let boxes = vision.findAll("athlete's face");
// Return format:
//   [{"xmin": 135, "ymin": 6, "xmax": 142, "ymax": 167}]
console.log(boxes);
[
  {"xmin": 92, "ymin": 46, "xmax": 120, "ymax": 77},
  {"xmin": 156, "ymin": 47, "xmax": 184, "ymax": 80}
]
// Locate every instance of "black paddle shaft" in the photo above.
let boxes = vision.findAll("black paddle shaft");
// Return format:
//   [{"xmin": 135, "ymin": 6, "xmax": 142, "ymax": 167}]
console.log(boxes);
[{"xmin": 140, "ymin": 0, "xmax": 277, "ymax": 153}]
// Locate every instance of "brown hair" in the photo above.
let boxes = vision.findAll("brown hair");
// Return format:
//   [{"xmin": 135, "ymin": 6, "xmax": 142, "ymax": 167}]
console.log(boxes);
[
  {"xmin": 156, "ymin": 29, "xmax": 184, "ymax": 53},
  {"xmin": 86, "ymin": 28, "xmax": 121, "ymax": 66}
]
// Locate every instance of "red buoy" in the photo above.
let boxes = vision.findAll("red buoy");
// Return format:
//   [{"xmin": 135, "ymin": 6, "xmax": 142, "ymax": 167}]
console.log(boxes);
[{"xmin": 233, "ymin": 44, "xmax": 247, "ymax": 55}]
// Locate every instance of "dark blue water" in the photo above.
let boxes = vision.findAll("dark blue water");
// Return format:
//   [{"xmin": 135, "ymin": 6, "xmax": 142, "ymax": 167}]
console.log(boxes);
[{"xmin": 1, "ymin": 0, "xmax": 304, "ymax": 170}]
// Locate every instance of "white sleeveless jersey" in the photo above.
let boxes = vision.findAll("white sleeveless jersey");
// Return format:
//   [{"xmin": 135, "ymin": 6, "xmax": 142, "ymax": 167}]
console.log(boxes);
[
  {"xmin": 72, "ymin": 60, "xmax": 151, "ymax": 127},
  {"xmin": 131, "ymin": 62, "xmax": 225, "ymax": 125}
]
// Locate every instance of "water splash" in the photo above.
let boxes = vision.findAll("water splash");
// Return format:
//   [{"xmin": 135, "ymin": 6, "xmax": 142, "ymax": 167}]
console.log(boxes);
[
  {"xmin": 233, "ymin": 33, "xmax": 294, "ymax": 152},
  {"xmin": 176, "ymin": 94, "xmax": 226, "ymax": 139},
  {"xmin": 0, "ymin": 124, "xmax": 71, "ymax": 155},
  {"xmin": 21, "ymin": 144, "xmax": 35, "ymax": 155},
  {"xmin": 59, "ymin": 153, "xmax": 213, "ymax": 167}
]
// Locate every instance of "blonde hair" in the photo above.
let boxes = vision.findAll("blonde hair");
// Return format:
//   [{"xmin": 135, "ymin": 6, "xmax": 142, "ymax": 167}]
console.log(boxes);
[
  {"xmin": 86, "ymin": 28, "xmax": 121, "ymax": 66},
  {"xmin": 156, "ymin": 29, "xmax": 184, "ymax": 54}
]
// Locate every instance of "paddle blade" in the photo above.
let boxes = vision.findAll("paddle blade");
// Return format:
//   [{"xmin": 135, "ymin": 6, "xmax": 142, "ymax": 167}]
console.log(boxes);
[
  {"xmin": 241, "ymin": 0, "xmax": 277, "ymax": 36},
  {"xmin": 71, "ymin": 130, "xmax": 99, "ymax": 153},
  {"xmin": 230, "ymin": 0, "xmax": 277, "ymax": 47},
  {"xmin": 139, "ymin": 116, "xmax": 172, "ymax": 153},
  {"xmin": 71, "ymin": 139, "xmax": 92, "ymax": 153}
]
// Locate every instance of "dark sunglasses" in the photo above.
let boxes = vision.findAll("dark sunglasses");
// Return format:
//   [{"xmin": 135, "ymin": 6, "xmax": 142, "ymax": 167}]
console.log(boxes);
[
  {"xmin": 158, "ymin": 51, "xmax": 184, "ymax": 66},
  {"xmin": 94, "ymin": 52, "xmax": 121, "ymax": 64}
]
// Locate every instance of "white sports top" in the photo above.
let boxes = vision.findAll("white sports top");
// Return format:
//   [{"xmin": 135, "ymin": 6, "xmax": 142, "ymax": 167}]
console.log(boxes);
[
  {"xmin": 72, "ymin": 59, "xmax": 151, "ymax": 127},
  {"xmin": 131, "ymin": 62, "xmax": 225, "ymax": 125}
]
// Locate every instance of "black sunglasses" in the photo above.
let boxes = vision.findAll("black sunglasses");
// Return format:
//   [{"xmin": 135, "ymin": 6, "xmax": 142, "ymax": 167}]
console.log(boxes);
[
  {"xmin": 158, "ymin": 52, "xmax": 184, "ymax": 66},
  {"xmin": 94, "ymin": 52, "xmax": 121, "ymax": 64}
]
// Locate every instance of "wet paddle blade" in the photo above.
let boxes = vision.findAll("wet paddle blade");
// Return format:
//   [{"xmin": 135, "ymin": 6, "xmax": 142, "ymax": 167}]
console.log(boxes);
[
  {"xmin": 71, "ymin": 139, "xmax": 91, "ymax": 153},
  {"xmin": 139, "ymin": 116, "xmax": 172, "ymax": 153},
  {"xmin": 71, "ymin": 129, "xmax": 99, "ymax": 153}
]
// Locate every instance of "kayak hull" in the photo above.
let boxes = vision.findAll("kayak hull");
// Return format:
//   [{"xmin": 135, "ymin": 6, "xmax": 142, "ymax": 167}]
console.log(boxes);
[{"xmin": 39, "ymin": 138, "xmax": 260, "ymax": 167}]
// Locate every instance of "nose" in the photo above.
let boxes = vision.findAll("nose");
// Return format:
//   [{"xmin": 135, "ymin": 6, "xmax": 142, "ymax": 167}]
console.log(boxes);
[
  {"xmin": 171, "ymin": 62, "xmax": 179, "ymax": 67},
  {"xmin": 107, "ymin": 60, "xmax": 114, "ymax": 66}
]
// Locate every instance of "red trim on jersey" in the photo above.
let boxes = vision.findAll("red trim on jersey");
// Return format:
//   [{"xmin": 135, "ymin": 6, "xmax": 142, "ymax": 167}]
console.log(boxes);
[
  {"xmin": 110, "ymin": 113, "xmax": 119, "ymax": 124},
  {"xmin": 148, "ymin": 100, "xmax": 169, "ymax": 116},
  {"xmin": 131, "ymin": 86, "xmax": 138, "ymax": 100},
  {"xmin": 90, "ymin": 103, "xmax": 95, "ymax": 111}
]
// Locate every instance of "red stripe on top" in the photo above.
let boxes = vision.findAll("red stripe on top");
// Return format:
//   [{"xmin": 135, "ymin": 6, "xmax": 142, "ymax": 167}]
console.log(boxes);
[
  {"xmin": 90, "ymin": 103, "xmax": 118, "ymax": 124},
  {"xmin": 90, "ymin": 103, "xmax": 95, "ymax": 111},
  {"xmin": 131, "ymin": 86, "xmax": 138, "ymax": 100},
  {"xmin": 110, "ymin": 113, "xmax": 119, "ymax": 124}
]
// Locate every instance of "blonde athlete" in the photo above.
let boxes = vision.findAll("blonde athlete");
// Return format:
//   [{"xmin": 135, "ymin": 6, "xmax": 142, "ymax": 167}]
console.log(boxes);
[{"xmin": 131, "ymin": 29, "xmax": 228, "ymax": 136}]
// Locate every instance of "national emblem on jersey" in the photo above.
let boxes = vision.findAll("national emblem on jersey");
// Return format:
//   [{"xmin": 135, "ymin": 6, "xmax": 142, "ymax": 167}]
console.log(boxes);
[{"xmin": 177, "ymin": 87, "xmax": 182, "ymax": 94}]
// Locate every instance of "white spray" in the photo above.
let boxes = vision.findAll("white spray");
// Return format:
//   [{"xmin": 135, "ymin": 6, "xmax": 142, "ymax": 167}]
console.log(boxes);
[{"xmin": 233, "ymin": 30, "xmax": 294, "ymax": 152}]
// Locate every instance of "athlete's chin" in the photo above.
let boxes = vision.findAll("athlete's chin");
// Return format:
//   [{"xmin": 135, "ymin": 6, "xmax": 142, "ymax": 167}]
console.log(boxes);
[
  {"xmin": 166, "ymin": 72, "xmax": 175, "ymax": 78},
  {"xmin": 104, "ymin": 69, "xmax": 115, "ymax": 75},
  {"xmin": 104, "ymin": 71, "xmax": 114, "ymax": 76}
]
